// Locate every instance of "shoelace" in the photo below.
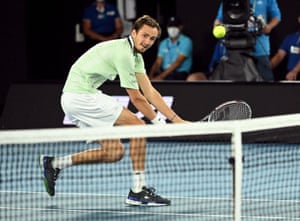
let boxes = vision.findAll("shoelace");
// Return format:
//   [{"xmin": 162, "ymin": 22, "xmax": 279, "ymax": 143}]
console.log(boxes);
[
  {"xmin": 142, "ymin": 187, "xmax": 157, "ymax": 196},
  {"xmin": 53, "ymin": 169, "xmax": 60, "ymax": 181}
]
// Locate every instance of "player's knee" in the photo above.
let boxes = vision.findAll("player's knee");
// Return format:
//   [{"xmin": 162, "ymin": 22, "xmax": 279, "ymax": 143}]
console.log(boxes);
[
  {"xmin": 114, "ymin": 144, "xmax": 125, "ymax": 161},
  {"xmin": 104, "ymin": 143, "xmax": 125, "ymax": 162}
]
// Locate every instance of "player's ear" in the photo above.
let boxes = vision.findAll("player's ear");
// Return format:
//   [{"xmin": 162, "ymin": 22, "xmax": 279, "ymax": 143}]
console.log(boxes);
[{"xmin": 131, "ymin": 29, "xmax": 137, "ymax": 38}]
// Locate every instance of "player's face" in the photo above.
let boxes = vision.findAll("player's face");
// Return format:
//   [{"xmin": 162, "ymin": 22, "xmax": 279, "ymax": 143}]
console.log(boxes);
[{"xmin": 131, "ymin": 25, "xmax": 159, "ymax": 53}]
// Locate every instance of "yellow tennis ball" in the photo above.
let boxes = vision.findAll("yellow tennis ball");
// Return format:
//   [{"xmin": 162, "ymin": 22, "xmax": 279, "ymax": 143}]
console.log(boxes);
[{"xmin": 213, "ymin": 25, "xmax": 226, "ymax": 39}]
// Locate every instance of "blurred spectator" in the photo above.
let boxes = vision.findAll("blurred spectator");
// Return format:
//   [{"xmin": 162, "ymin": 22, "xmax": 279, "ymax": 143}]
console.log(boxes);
[
  {"xmin": 148, "ymin": 17, "xmax": 193, "ymax": 80},
  {"xmin": 270, "ymin": 16, "xmax": 300, "ymax": 80},
  {"xmin": 82, "ymin": 0, "xmax": 123, "ymax": 47},
  {"xmin": 214, "ymin": 0, "xmax": 281, "ymax": 81},
  {"xmin": 284, "ymin": 60, "xmax": 300, "ymax": 80},
  {"xmin": 187, "ymin": 39, "xmax": 227, "ymax": 81}
]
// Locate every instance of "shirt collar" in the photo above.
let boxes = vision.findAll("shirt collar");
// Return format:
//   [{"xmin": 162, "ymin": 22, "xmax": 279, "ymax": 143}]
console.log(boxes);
[
  {"xmin": 168, "ymin": 34, "xmax": 182, "ymax": 45},
  {"xmin": 127, "ymin": 35, "xmax": 136, "ymax": 53}
]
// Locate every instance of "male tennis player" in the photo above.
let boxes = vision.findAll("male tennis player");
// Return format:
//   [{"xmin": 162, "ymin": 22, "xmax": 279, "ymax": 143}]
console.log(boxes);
[{"xmin": 39, "ymin": 15, "xmax": 186, "ymax": 206}]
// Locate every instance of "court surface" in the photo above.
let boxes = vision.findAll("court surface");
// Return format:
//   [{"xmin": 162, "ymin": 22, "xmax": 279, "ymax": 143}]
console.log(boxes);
[{"xmin": 1, "ymin": 141, "xmax": 299, "ymax": 221}]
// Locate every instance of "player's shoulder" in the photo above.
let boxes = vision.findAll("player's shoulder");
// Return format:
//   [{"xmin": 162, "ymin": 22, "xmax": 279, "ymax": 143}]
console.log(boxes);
[{"xmin": 102, "ymin": 38, "xmax": 134, "ymax": 56}]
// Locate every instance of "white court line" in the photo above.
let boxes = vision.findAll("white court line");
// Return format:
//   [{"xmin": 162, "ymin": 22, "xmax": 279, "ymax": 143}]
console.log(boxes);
[
  {"xmin": 1, "ymin": 190, "xmax": 299, "ymax": 220},
  {"xmin": 0, "ymin": 190, "xmax": 232, "ymax": 219}
]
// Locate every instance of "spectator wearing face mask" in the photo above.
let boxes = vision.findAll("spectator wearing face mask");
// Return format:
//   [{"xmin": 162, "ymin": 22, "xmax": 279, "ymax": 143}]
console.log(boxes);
[{"xmin": 148, "ymin": 16, "xmax": 193, "ymax": 80}]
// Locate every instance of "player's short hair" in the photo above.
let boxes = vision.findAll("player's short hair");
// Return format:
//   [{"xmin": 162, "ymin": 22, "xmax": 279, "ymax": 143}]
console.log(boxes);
[{"xmin": 132, "ymin": 15, "xmax": 161, "ymax": 38}]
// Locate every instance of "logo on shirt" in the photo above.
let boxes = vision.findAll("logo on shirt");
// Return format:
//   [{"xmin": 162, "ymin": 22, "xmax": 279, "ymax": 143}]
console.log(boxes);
[
  {"xmin": 107, "ymin": 11, "xmax": 116, "ymax": 16},
  {"xmin": 290, "ymin": 46, "xmax": 300, "ymax": 54}
]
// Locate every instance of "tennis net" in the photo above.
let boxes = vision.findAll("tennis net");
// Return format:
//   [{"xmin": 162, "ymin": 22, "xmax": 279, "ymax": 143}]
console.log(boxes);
[{"xmin": 0, "ymin": 114, "xmax": 300, "ymax": 221}]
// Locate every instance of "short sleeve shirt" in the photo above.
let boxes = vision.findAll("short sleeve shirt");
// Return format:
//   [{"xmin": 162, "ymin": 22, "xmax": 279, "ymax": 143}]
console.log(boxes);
[
  {"xmin": 63, "ymin": 37, "xmax": 145, "ymax": 93},
  {"xmin": 279, "ymin": 30, "xmax": 300, "ymax": 71},
  {"xmin": 157, "ymin": 34, "xmax": 193, "ymax": 73},
  {"xmin": 83, "ymin": 3, "xmax": 120, "ymax": 35}
]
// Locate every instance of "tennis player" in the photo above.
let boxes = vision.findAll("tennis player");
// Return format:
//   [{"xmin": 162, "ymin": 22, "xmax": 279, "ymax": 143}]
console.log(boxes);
[{"xmin": 39, "ymin": 15, "xmax": 186, "ymax": 206}]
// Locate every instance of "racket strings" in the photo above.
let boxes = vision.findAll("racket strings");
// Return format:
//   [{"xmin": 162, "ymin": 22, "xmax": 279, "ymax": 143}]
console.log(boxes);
[{"xmin": 210, "ymin": 103, "xmax": 252, "ymax": 121}]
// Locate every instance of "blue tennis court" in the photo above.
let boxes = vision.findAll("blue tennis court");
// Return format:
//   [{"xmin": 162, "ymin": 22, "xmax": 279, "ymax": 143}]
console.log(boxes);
[{"xmin": 1, "ymin": 140, "xmax": 300, "ymax": 221}]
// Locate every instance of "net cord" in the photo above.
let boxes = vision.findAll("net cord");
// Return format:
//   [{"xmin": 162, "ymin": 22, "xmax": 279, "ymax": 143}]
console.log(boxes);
[{"xmin": 0, "ymin": 113, "xmax": 300, "ymax": 144}]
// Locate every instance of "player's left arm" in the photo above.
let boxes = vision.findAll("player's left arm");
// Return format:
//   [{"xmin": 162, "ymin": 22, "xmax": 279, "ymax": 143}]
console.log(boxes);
[{"xmin": 136, "ymin": 73, "xmax": 185, "ymax": 123}]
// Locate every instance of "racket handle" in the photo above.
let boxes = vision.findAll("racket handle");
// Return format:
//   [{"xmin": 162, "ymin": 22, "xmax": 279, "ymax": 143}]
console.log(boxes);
[{"xmin": 200, "ymin": 114, "xmax": 209, "ymax": 122}]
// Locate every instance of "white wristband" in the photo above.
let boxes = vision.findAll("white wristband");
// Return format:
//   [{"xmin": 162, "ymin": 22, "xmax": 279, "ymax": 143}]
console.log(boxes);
[{"xmin": 151, "ymin": 114, "xmax": 166, "ymax": 125}]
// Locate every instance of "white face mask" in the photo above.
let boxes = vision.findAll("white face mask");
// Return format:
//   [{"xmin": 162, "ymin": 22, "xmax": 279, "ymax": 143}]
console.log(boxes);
[{"xmin": 167, "ymin": 27, "xmax": 180, "ymax": 38}]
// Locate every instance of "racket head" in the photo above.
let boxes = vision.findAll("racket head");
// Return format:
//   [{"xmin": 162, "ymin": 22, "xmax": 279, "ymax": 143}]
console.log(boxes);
[{"xmin": 207, "ymin": 100, "xmax": 252, "ymax": 121}]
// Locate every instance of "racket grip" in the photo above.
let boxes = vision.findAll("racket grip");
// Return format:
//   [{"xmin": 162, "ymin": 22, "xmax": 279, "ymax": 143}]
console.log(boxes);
[{"xmin": 200, "ymin": 114, "xmax": 209, "ymax": 122}]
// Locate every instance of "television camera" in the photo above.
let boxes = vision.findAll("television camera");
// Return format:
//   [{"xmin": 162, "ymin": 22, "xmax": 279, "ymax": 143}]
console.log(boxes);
[{"xmin": 222, "ymin": 0, "xmax": 265, "ymax": 50}]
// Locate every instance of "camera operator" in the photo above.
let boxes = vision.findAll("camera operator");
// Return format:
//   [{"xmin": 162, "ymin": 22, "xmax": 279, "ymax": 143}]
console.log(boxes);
[{"xmin": 214, "ymin": 0, "xmax": 281, "ymax": 81}]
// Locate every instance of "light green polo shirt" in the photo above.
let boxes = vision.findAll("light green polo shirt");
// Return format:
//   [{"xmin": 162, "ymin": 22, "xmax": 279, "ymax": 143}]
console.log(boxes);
[{"xmin": 63, "ymin": 36, "xmax": 146, "ymax": 93}]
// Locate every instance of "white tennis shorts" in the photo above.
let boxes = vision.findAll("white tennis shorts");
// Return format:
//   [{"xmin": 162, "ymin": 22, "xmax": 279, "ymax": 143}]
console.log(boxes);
[{"xmin": 61, "ymin": 91, "xmax": 123, "ymax": 128}]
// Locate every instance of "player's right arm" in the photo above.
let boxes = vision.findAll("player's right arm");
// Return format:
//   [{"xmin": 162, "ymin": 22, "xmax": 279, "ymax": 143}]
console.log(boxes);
[
  {"xmin": 135, "ymin": 73, "xmax": 186, "ymax": 123},
  {"xmin": 126, "ymin": 88, "xmax": 157, "ymax": 121}
]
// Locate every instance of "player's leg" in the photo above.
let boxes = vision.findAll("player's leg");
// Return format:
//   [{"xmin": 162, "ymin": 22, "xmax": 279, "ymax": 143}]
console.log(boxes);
[
  {"xmin": 39, "ymin": 92, "xmax": 125, "ymax": 196},
  {"xmin": 71, "ymin": 140, "xmax": 125, "ymax": 164},
  {"xmin": 126, "ymin": 136, "xmax": 171, "ymax": 206},
  {"xmin": 39, "ymin": 139, "xmax": 125, "ymax": 196},
  {"xmin": 115, "ymin": 108, "xmax": 171, "ymax": 206}
]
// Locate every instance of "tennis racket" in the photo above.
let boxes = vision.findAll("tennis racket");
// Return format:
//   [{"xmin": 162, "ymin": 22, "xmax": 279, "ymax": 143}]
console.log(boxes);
[{"xmin": 201, "ymin": 100, "xmax": 252, "ymax": 122}]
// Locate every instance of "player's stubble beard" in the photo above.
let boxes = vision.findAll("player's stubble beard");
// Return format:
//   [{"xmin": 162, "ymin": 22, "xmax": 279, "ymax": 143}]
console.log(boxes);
[{"xmin": 134, "ymin": 44, "xmax": 150, "ymax": 54}]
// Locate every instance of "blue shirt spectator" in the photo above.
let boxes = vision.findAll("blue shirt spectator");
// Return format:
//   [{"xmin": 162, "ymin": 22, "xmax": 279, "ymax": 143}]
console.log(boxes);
[
  {"xmin": 149, "ymin": 17, "xmax": 193, "ymax": 80},
  {"xmin": 158, "ymin": 34, "xmax": 193, "ymax": 73},
  {"xmin": 186, "ymin": 40, "xmax": 226, "ymax": 81},
  {"xmin": 281, "ymin": 30, "xmax": 300, "ymax": 71},
  {"xmin": 215, "ymin": 0, "xmax": 281, "ymax": 81},
  {"xmin": 208, "ymin": 40, "xmax": 227, "ymax": 73},
  {"xmin": 271, "ymin": 16, "xmax": 300, "ymax": 80},
  {"xmin": 82, "ymin": 0, "xmax": 123, "ymax": 46}
]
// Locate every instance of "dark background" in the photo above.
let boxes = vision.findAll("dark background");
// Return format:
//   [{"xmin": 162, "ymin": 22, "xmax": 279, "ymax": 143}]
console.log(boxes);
[
  {"xmin": 0, "ymin": 0, "xmax": 299, "ymax": 128},
  {"xmin": 1, "ymin": 81, "xmax": 300, "ymax": 129}
]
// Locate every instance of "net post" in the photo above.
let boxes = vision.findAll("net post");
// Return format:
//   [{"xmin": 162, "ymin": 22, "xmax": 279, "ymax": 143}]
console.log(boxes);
[{"xmin": 231, "ymin": 126, "xmax": 242, "ymax": 221}]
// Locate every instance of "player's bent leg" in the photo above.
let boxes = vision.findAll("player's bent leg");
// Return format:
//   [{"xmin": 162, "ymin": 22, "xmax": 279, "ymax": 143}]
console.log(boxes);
[
  {"xmin": 114, "ymin": 108, "xmax": 170, "ymax": 206},
  {"xmin": 71, "ymin": 139, "xmax": 125, "ymax": 164},
  {"xmin": 100, "ymin": 139, "xmax": 125, "ymax": 162},
  {"xmin": 114, "ymin": 108, "xmax": 145, "ymax": 126},
  {"xmin": 129, "ymin": 137, "xmax": 146, "ymax": 171}
]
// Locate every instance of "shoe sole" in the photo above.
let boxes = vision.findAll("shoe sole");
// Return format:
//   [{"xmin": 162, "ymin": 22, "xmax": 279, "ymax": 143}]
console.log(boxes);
[{"xmin": 125, "ymin": 199, "xmax": 170, "ymax": 206}]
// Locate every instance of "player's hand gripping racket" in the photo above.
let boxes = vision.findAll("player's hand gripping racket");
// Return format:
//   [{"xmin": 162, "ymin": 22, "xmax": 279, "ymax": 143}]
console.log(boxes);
[{"xmin": 201, "ymin": 100, "xmax": 252, "ymax": 122}]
